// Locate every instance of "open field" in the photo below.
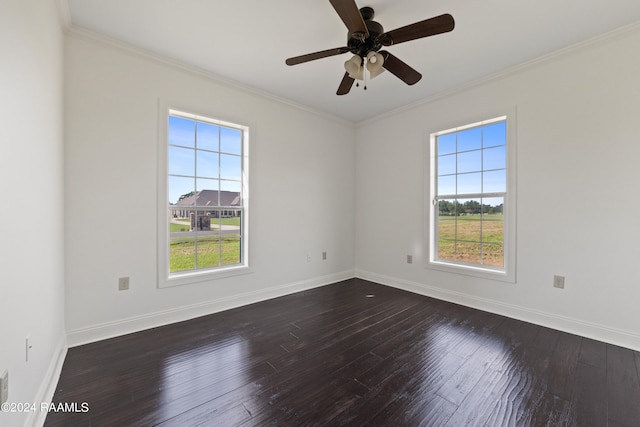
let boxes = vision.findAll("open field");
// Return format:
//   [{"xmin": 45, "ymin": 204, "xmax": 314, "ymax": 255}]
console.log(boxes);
[
  {"xmin": 438, "ymin": 214, "xmax": 504, "ymax": 267},
  {"xmin": 170, "ymin": 235, "xmax": 240, "ymax": 272}
]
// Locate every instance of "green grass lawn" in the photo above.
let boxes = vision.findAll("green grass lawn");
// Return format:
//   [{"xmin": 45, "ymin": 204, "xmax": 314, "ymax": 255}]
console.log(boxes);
[
  {"xmin": 170, "ymin": 235, "xmax": 240, "ymax": 272},
  {"xmin": 170, "ymin": 223, "xmax": 190, "ymax": 232},
  {"xmin": 217, "ymin": 217, "xmax": 241, "ymax": 226},
  {"xmin": 170, "ymin": 216, "xmax": 241, "ymax": 232},
  {"xmin": 437, "ymin": 214, "xmax": 504, "ymax": 266}
]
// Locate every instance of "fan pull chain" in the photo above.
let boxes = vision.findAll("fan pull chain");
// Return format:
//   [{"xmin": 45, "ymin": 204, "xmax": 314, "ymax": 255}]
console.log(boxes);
[{"xmin": 363, "ymin": 56, "xmax": 368, "ymax": 90}]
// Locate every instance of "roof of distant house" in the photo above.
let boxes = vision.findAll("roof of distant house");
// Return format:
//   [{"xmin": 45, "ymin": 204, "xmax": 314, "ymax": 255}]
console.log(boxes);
[{"xmin": 173, "ymin": 190, "xmax": 240, "ymax": 207}]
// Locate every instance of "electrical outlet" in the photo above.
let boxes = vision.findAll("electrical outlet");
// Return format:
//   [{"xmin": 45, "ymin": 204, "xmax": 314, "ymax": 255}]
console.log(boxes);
[
  {"xmin": 306, "ymin": 254, "xmax": 311, "ymax": 263},
  {"xmin": 322, "ymin": 251, "xmax": 327, "ymax": 260},
  {"xmin": 1, "ymin": 370, "xmax": 8, "ymax": 404},
  {"xmin": 118, "ymin": 277, "xmax": 130, "ymax": 291},
  {"xmin": 407, "ymin": 255, "xmax": 413, "ymax": 264},
  {"xmin": 553, "ymin": 275, "xmax": 565, "ymax": 289}
]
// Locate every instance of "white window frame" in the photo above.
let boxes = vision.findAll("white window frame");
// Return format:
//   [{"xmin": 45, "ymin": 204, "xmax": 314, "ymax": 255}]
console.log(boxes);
[
  {"xmin": 426, "ymin": 108, "xmax": 517, "ymax": 283},
  {"xmin": 157, "ymin": 103, "xmax": 251, "ymax": 288}
]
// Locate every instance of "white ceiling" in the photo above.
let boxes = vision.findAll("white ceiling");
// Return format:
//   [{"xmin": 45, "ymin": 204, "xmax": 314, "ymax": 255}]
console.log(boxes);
[{"xmin": 65, "ymin": 0, "xmax": 640, "ymax": 123}]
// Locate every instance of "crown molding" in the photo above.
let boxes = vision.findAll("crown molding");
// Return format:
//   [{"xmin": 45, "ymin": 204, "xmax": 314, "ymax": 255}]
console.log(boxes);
[
  {"xmin": 64, "ymin": 25, "xmax": 355, "ymax": 128},
  {"xmin": 55, "ymin": 0, "xmax": 71, "ymax": 33}
]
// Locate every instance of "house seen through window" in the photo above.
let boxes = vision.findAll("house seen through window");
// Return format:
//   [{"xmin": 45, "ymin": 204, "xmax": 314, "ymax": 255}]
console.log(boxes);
[{"xmin": 167, "ymin": 111, "xmax": 248, "ymax": 275}]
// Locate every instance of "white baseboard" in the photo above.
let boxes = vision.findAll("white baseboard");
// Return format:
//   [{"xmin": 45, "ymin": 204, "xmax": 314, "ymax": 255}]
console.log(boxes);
[
  {"xmin": 66, "ymin": 270, "xmax": 355, "ymax": 347},
  {"xmin": 356, "ymin": 269, "xmax": 640, "ymax": 352},
  {"xmin": 25, "ymin": 333, "xmax": 67, "ymax": 427},
  {"xmin": 65, "ymin": 267, "xmax": 640, "ymax": 353}
]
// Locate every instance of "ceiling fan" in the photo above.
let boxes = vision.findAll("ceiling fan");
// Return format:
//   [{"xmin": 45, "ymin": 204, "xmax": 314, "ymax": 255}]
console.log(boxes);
[{"xmin": 285, "ymin": 0, "xmax": 455, "ymax": 95}]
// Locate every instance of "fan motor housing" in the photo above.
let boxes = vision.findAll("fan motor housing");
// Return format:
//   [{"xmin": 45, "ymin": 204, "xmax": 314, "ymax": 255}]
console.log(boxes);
[
  {"xmin": 360, "ymin": 6, "xmax": 375, "ymax": 21},
  {"xmin": 347, "ymin": 7, "xmax": 384, "ymax": 56}
]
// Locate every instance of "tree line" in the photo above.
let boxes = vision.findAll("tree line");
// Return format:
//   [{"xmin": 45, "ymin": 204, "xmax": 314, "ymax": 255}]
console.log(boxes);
[{"xmin": 439, "ymin": 200, "xmax": 503, "ymax": 216}]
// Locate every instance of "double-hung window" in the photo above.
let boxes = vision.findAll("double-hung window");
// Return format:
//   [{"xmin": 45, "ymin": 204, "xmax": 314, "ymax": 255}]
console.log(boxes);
[
  {"xmin": 429, "ymin": 114, "xmax": 515, "ymax": 282},
  {"xmin": 159, "ymin": 108, "xmax": 249, "ymax": 287}
]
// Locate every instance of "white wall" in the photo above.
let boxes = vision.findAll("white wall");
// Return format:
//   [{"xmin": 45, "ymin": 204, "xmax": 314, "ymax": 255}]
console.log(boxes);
[
  {"xmin": 355, "ymin": 25, "xmax": 640, "ymax": 351},
  {"xmin": 64, "ymin": 33, "xmax": 355, "ymax": 344},
  {"xmin": 2, "ymin": 4, "xmax": 637, "ymax": 424},
  {"xmin": 0, "ymin": 0, "xmax": 66, "ymax": 426}
]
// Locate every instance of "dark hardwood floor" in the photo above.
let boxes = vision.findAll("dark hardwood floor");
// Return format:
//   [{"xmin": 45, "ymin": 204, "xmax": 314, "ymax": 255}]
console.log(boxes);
[{"xmin": 46, "ymin": 279, "xmax": 640, "ymax": 426}]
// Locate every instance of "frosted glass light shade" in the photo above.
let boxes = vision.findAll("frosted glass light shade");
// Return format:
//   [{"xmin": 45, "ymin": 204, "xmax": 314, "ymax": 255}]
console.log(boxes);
[
  {"xmin": 366, "ymin": 51, "xmax": 385, "ymax": 79},
  {"xmin": 344, "ymin": 55, "xmax": 364, "ymax": 80}
]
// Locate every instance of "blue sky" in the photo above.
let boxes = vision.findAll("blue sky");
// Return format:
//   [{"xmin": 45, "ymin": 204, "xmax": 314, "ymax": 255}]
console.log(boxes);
[
  {"xmin": 437, "ymin": 121, "xmax": 506, "ymax": 200},
  {"xmin": 168, "ymin": 115, "xmax": 242, "ymax": 204}
]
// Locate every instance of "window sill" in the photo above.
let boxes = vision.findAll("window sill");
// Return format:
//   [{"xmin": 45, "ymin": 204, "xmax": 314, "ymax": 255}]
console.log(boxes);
[
  {"xmin": 426, "ymin": 260, "xmax": 515, "ymax": 283},
  {"xmin": 159, "ymin": 265, "xmax": 253, "ymax": 289}
]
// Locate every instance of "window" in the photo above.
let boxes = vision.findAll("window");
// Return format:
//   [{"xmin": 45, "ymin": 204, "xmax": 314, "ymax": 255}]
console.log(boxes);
[
  {"xmin": 429, "ymin": 114, "xmax": 515, "ymax": 281},
  {"xmin": 159, "ymin": 108, "xmax": 249, "ymax": 287}
]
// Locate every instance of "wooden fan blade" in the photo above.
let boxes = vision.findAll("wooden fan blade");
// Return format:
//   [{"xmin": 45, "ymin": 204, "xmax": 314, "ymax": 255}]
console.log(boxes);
[
  {"xmin": 337, "ymin": 72, "xmax": 355, "ymax": 95},
  {"xmin": 329, "ymin": 0, "xmax": 369, "ymax": 38},
  {"xmin": 380, "ymin": 51, "xmax": 422, "ymax": 85},
  {"xmin": 381, "ymin": 14, "xmax": 454, "ymax": 46},
  {"xmin": 286, "ymin": 47, "xmax": 349, "ymax": 66}
]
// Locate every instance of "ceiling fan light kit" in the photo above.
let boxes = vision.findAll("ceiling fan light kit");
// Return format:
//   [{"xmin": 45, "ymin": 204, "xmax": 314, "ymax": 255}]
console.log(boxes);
[
  {"xmin": 366, "ymin": 51, "xmax": 384, "ymax": 78},
  {"xmin": 285, "ymin": 0, "xmax": 455, "ymax": 95},
  {"xmin": 344, "ymin": 52, "xmax": 383, "ymax": 81},
  {"xmin": 344, "ymin": 55, "xmax": 364, "ymax": 80}
]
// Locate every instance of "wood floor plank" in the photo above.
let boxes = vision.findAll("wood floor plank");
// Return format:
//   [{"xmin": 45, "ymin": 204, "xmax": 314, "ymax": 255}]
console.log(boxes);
[
  {"xmin": 333, "ymin": 351, "xmax": 467, "ymax": 426},
  {"xmin": 436, "ymin": 343, "xmax": 503, "ymax": 406},
  {"xmin": 159, "ymin": 402, "xmax": 251, "ymax": 427},
  {"xmin": 579, "ymin": 337, "xmax": 607, "ymax": 368},
  {"xmin": 267, "ymin": 300, "xmax": 413, "ymax": 371},
  {"xmin": 374, "ymin": 354, "xmax": 466, "ymax": 424},
  {"xmin": 174, "ymin": 339, "xmax": 381, "ymax": 425},
  {"xmin": 377, "ymin": 393, "xmax": 457, "ymax": 427},
  {"xmin": 532, "ymin": 326, "xmax": 561, "ymax": 355},
  {"xmin": 443, "ymin": 365, "xmax": 510, "ymax": 427},
  {"xmin": 606, "ymin": 344, "xmax": 640, "ymax": 426},
  {"xmin": 45, "ymin": 278, "xmax": 640, "ymax": 426},
  {"xmin": 572, "ymin": 361, "xmax": 607, "ymax": 427},
  {"xmin": 487, "ymin": 348, "xmax": 552, "ymax": 426},
  {"xmin": 546, "ymin": 332, "xmax": 582, "ymax": 400}
]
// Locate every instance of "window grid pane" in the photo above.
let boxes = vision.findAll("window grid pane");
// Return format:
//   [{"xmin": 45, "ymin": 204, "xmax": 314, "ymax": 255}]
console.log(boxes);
[
  {"xmin": 168, "ymin": 112, "xmax": 245, "ymax": 274},
  {"xmin": 435, "ymin": 119, "xmax": 506, "ymax": 268}
]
